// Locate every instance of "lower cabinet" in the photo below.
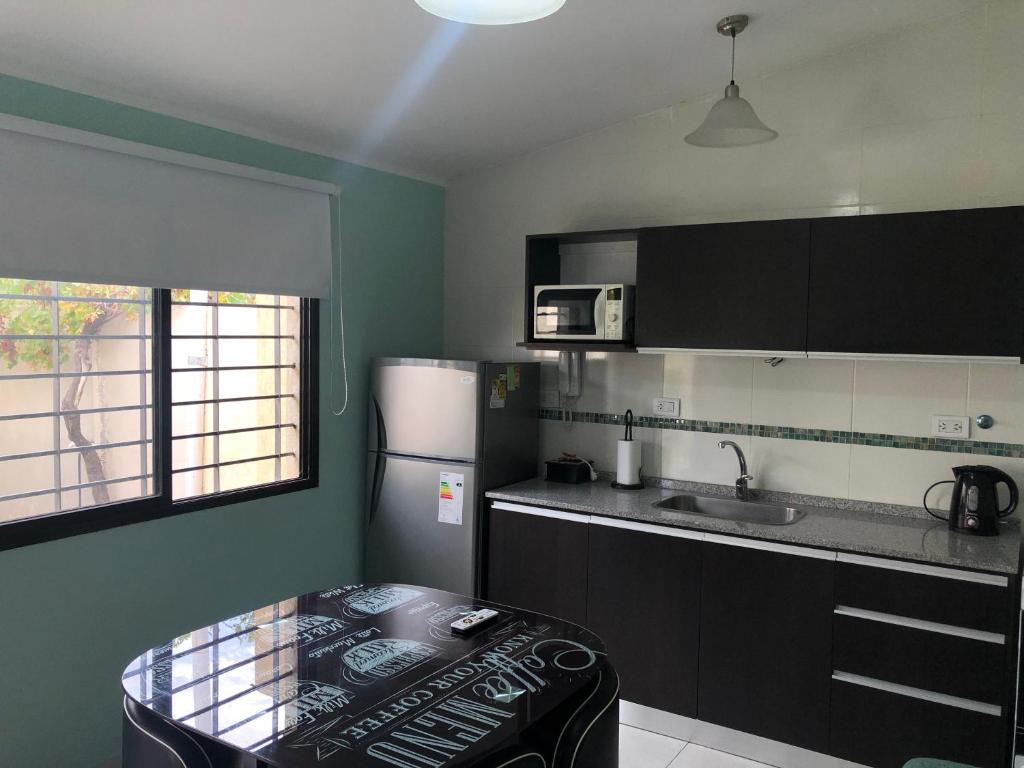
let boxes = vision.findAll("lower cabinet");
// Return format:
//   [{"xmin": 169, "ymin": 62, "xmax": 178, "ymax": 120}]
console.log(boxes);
[
  {"xmin": 484, "ymin": 503, "xmax": 1018, "ymax": 768},
  {"xmin": 829, "ymin": 556, "xmax": 1016, "ymax": 768},
  {"xmin": 586, "ymin": 519, "xmax": 702, "ymax": 716},
  {"xmin": 698, "ymin": 538, "xmax": 834, "ymax": 754},
  {"xmin": 485, "ymin": 503, "xmax": 589, "ymax": 626}
]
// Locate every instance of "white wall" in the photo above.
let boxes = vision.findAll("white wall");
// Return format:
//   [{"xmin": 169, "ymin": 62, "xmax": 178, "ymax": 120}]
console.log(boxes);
[{"xmin": 444, "ymin": 0, "xmax": 1024, "ymax": 507}]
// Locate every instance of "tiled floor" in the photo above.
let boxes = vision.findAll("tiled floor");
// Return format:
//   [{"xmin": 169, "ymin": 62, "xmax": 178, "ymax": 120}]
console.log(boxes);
[{"xmin": 621, "ymin": 725, "xmax": 773, "ymax": 768}]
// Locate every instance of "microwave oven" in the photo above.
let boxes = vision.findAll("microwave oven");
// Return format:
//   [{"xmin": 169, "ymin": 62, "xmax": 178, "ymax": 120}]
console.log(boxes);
[{"xmin": 533, "ymin": 284, "xmax": 635, "ymax": 341}]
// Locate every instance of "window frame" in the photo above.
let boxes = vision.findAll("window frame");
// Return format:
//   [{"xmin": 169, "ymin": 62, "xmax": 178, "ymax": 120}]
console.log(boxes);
[{"xmin": 0, "ymin": 288, "xmax": 320, "ymax": 552}]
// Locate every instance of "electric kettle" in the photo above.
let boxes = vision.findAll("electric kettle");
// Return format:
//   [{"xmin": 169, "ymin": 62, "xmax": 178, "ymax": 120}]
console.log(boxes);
[{"xmin": 924, "ymin": 465, "xmax": 1019, "ymax": 535}]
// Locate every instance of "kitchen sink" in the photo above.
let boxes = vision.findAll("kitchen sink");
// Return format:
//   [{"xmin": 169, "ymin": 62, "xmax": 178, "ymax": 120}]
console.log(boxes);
[{"xmin": 654, "ymin": 494, "xmax": 806, "ymax": 526}]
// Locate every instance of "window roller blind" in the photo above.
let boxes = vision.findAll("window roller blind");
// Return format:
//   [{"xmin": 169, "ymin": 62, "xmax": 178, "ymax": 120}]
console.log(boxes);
[{"xmin": 0, "ymin": 118, "xmax": 333, "ymax": 298}]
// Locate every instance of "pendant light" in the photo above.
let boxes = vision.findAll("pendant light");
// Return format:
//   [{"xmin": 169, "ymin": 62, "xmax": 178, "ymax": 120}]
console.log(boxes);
[
  {"xmin": 685, "ymin": 15, "xmax": 778, "ymax": 148},
  {"xmin": 414, "ymin": 0, "xmax": 566, "ymax": 25}
]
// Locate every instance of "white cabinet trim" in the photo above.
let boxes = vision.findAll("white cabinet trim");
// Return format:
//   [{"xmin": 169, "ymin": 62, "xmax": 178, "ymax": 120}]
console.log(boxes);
[
  {"xmin": 837, "ymin": 553, "xmax": 1008, "ymax": 587},
  {"xmin": 637, "ymin": 347, "xmax": 1020, "ymax": 364},
  {"xmin": 832, "ymin": 671, "xmax": 1002, "ymax": 717},
  {"xmin": 834, "ymin": 605, "xmax": 1005, "ymax": 645},
  {"xmin": 588, "ymin": 515, "xmax": 705, "ymax": 541},
  {"xmin": 808, "ymin": 351, "xmax": 1020, "ymax": 364},
  {"xmin": 704, "ymin": 532, "xmax": 837, "ymax": 561},
  {"xmin": 490, "ymin": 501, "xmax": 590, "ymax": 525},
  {"xmin": 638, "ymin": 347, "xmax": 808, "ymax": 358}
]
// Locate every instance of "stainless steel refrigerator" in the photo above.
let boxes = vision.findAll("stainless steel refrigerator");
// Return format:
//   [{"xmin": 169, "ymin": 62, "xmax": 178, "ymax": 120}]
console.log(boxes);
[{"xmin": 365, "ymin": 358, "xmax": 539, "ymax": 596}]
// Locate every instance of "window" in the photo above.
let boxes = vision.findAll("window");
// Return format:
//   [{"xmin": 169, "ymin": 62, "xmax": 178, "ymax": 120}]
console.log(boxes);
[
  {"xmin": 0, "ymin": 280, "xmax": 154, "ymax": 523},
  {"xmin": 0, "ymin": 279, "xmax": 318, "ymax": 550},
  {"xmin": 170, "ymin": 291, "xmax": 303, "ymax": 499}
]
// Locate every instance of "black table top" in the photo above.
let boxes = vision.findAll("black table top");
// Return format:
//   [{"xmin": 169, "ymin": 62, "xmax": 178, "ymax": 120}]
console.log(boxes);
[{"xmin": 122, "ymin": 583, "xmax": 607, "ymax": 767}]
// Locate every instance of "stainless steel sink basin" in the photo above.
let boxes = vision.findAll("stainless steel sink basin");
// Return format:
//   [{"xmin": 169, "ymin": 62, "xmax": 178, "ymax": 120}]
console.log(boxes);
[{"xmin": 654, "ymin": 494, "xmax": 806, "ymax": 526}]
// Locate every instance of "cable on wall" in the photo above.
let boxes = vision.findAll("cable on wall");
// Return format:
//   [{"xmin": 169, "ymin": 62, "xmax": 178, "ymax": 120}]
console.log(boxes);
[{"xmin": 329, "ymin": 191, "xmax": 349, "ymax": 416}]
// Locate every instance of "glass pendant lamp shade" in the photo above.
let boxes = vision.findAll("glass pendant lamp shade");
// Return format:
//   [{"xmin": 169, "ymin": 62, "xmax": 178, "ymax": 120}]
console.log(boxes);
[
  {"xmin": 686, "ymin": 14, "xmax": 778, "ymax": 148},
  {"xmin": 414, "ymin": 0, "xmax": 567, "ymax": 25},
  {"xmin": 685, "ymin": 82, "xmax": 778, "ymax": 147}
]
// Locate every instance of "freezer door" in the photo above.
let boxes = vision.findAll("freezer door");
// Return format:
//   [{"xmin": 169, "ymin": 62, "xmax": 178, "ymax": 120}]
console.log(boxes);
[
  {"xmin": 365, "ymin": 452, "xmax": 477, "ymax": 595},
  {"xmin": 369, "ymin": 358, "xmax": 480, "ymax": 461}
]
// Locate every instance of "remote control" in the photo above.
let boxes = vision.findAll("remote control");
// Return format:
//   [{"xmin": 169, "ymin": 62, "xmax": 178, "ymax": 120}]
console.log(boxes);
[{"xmin": 451, "ymin": 608, "xmax": 499, "ymax": 635}]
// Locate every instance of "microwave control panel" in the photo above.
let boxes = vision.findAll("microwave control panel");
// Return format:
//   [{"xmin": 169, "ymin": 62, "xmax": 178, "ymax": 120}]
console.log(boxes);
[{"xmin": 605, "ymin": 286, "xmax": 624, "ymax": 340}]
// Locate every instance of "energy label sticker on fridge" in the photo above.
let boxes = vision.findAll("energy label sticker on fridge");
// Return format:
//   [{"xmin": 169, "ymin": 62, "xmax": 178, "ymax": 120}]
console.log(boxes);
[{"xmin": 438, "ymin": 472, "xmax": 465, "ymax": 525}]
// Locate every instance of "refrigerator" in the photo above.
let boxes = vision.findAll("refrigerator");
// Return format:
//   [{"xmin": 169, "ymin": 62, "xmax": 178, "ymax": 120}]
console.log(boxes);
[{"xmin": 365, "ymin": 358, "xmax": 539, "ymax": 596}]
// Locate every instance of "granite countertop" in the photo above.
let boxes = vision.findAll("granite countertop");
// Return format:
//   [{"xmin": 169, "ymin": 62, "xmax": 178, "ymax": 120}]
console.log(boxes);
[{"xmin": 486, "ymin": 478, "xmax": 1022, "ymax": 575}]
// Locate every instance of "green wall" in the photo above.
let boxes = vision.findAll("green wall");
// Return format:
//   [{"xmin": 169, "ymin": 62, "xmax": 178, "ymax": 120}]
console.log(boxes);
[{"xmin": 0, "ymin": 74, "xmax": 445, "ymax": 767}]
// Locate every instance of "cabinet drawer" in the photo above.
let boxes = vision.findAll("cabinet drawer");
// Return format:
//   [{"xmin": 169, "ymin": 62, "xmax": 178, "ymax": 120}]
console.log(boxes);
[
  {"xmin": 835, "ymin": 558, "xmax": 1010, "ymax": 634},
  {"xmin": 833, "ymin": 611, "xmax": 1005, "ymax": 704},
  {"xmin": 830, "ymin": 677, "xmax": 1005, "ymax": 768}
]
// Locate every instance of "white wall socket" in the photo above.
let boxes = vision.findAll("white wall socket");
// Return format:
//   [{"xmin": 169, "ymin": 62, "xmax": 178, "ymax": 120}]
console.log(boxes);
[
  {"xmin": 653, "ymin": 397, "xmax": 681, "ymax": 418},
  {"xmin": 931, "ymin": 415, "xmax": 970, "ymax": 439}
]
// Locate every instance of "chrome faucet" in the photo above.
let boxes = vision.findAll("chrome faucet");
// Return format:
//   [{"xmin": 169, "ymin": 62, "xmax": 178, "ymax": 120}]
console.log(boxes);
[{"xmin": 718, "ymin": 440, "xmax": 753, "ymax": 501}]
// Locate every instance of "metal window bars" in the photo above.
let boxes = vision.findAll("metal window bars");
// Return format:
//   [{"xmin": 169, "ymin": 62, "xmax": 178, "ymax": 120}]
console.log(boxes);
[
  {"xmin": 0, "ymin": 286, "xmax": 304, "ymax": 513},
  {"xmin": 169, "ymin": 292, "xmax": 299, "ymax": 498},
  {"xmin": 0, "ymin": 283, "xmax": 154, "ymax": 510}
]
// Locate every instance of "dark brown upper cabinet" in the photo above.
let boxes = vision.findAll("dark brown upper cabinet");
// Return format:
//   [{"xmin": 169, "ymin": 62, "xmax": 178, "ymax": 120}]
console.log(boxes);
[
  {"xmin": 531, "ymin": 205, "xmax": 1023, "ymax": 360},
  {"xmin": 635, "ymin": 220, "xmax": 811, "ymax": 353},
  {"xmin": 807, "ymin": 207, "xmax": 1024, "ymax": 359}
]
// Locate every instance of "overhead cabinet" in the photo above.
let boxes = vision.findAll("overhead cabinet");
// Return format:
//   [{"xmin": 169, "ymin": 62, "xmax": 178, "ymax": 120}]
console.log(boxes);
[
  {"xmin": 533, "ymin": 205, "xmax": 1022, "ymax": 360},
  {"xmin": 636, "ymin": 220, "xmax": 810, "ymax": 354},
  {"xmin": 807, "ymin": 207, "xmax": 1024, "ymax": 359}
]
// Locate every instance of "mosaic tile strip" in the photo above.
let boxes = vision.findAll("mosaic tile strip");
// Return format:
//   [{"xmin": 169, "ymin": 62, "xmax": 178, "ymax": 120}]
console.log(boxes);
[{"xmin": 539, "ymin": 409, "xmax": 1024, "ymax": 459}]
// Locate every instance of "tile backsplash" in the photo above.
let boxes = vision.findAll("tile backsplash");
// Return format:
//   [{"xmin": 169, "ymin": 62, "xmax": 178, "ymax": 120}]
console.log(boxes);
[
  {"xmin": 445, "ymin": 0, "xmax": 1024, "ymax": 509},
  {"xmin": 530, "ymin": 358, "xmax": 1024, "ymax": 510}
]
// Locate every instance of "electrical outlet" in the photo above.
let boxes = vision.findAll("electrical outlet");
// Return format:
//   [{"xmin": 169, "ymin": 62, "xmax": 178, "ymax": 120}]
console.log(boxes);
[
  {"xmin": 653, "ymin": 397, "xmax": 681, "ymax": 418},
  {"xmin": 932, "ymin": 415, "xmax": 970, "ymax": 439}
]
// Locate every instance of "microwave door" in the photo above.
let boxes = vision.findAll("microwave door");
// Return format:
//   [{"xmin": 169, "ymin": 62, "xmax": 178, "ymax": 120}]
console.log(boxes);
[
  {"xmin": 535, "ymin": 287, "xmax": 604, "ymax": 340},
  {"xmin": 534, "ymin": 306, "xmax": 566, "ymax": 337}
]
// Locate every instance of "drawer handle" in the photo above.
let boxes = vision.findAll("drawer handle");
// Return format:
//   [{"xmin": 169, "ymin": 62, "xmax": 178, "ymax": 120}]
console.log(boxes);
[
  {"xmin": 834, "ymin": 606, "xmax": 1005, "ymax": 645},
  {"xmin": 836, "ymin": 553, "xmax": 1009, "ymax": 587},
  {"xmin": 589, "ymin": 515, "xmax": 705, "ymax": 541},
  {"xmin": 704, "ymin": 532, "xmax": 836, "ymax": 561},
  {"xmin": 832, "ymin": 671, "xmax": 1002, "ymax": 717},
  {"xmin": 490, "ymin": 501, "xmax": 590, "ymax": 525}
]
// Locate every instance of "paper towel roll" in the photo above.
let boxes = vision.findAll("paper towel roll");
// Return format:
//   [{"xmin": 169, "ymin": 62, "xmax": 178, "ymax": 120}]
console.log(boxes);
[{"xmin": 616, "ymin": 439, "xmax": 641, "ymax": 486}]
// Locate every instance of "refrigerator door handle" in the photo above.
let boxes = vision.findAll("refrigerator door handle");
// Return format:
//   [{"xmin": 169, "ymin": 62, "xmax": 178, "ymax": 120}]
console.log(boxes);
[
  {"xmin": 372, "ymin": 394, "xmax": 388, "ymax": 453},
  {"xmin": 368, "ymin": 453, "xmax": 386, "ymax": 530}
]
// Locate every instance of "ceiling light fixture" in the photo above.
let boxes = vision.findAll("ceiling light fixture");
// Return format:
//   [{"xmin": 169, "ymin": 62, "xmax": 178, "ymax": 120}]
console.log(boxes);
[
  {"xmin": 414, "ymin": 0, "xmax": 566, "ymax": 25},
  {"xmin": 685, "ymin": 14, "xmax": 778, "ymax": 148}
]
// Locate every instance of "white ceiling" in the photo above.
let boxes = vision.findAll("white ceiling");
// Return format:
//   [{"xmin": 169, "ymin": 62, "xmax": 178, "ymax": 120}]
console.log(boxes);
[{"xmin": 0, "ymin": 0, "xmax": 982, "ymax": 182}]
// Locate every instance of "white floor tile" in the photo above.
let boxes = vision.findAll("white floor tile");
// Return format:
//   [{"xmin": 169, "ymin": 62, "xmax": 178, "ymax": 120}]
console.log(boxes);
[
  {"xmin": 668, "ymin": 743, "xmax": 773, "ymax": 768},
  {"xmin": 620, "ymin": 725, "xmax": 687, "ymax": 768}
]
